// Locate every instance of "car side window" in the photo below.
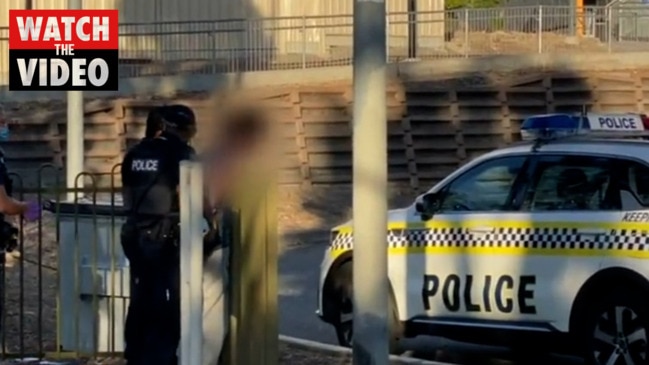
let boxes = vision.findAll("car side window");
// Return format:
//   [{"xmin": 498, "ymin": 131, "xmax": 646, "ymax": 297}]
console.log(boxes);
[
  {"xmin": 438, "ymin": 156, "xmax": 527, "ymax": 212},
  {"xmin": 526, "ymin": 155, "xmax": 618, "ymax": 211},
  {"xmin": 625, "ymin": 161, "xmax": 649, "ymax": 207}
]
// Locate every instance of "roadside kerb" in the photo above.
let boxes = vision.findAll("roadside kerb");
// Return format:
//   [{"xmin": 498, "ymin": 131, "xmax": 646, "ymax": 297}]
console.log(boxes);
[{"xmin": 279, "ymin": 335, "xmax": 456, "ymax": 365}]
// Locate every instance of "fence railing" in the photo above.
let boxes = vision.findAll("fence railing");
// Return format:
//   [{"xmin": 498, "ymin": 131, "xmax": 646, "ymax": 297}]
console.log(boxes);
[
  {"xmin": 1, "ymin": 5, "xmax": 649, "ymax": 85},
  {"xmin": 0, "ymin": 165, "xmax": 124, "ymax": 360}
]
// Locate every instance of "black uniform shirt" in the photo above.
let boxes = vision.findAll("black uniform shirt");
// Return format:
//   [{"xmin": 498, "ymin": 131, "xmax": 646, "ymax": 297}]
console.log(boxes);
[{"xmin": 121, "ymin": 136, "xmax": 194, "ymax": 217}]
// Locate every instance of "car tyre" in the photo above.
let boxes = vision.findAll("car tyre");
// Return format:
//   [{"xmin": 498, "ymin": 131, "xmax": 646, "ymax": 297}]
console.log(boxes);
[
  {"xmin": 332, "ymin": 261, "xmax": 403, "ymax": 354},
  {"xmin": 575, "ymin": 288, "xmax": 649, "ymax": 365}
]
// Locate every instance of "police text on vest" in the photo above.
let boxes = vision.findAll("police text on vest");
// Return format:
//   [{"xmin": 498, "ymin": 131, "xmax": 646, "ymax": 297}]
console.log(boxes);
[
  {"xmin": 132, "ymin": 159, "xmax": 159, "ymax": 172},
  {"xmin": 8, "ymin": 10, "xmax": 119, "ymax": 91}
]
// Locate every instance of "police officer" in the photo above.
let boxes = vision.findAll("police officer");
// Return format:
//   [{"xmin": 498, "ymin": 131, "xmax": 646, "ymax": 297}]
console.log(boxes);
[
  {"xmin": 120, "ymin": 104, "xmax": 196, "ymax": 365},
  {"xmin": 0, "ymin": 107, "xmax": 40, "ymax": 260}
]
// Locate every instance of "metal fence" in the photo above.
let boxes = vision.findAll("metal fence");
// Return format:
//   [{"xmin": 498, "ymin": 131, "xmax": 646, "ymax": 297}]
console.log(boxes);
[
  {"xmin": 0, "ymin": 165, "xmax": 127, "ymax": 360},
  {"xmin": 1, "ymin": 5, "xmax": 649, "ymax": 84}
]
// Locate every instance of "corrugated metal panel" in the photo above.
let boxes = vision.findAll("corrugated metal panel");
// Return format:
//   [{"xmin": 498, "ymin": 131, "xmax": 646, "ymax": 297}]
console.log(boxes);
[
  {"xmin": 31, "ymin": 0, "xmax": 67, "ymax": 10},
  {"xmin": 85, "ymin": 0, "xmax": 117, "ymax": 9},
  {"xmin": 139, "ymin": 0, "xmax": 277, "ymax": 61},
  {"xmin": 2, "ymin": 2, "xmax": 23, "ymax": 85},
  {"xmin": 120, "ymin": 0, "xmax": 157, "ymax": 23},
  {"xmin": 0, "ymin": 0, "xmax": 29, "ymax": 28},
  {"xmin": 0, "ymin": 2, "xmax": 24, "ymax": 84},
  {"xmin": 118, "ymin": 1, "xmax": 159, "ymax": 60},
  {"xmin": 112, "ymin": 0, "xmax": 283, "ymax": 22}
]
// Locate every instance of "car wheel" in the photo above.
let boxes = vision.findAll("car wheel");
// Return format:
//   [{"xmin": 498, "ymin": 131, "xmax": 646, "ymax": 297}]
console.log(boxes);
[
  {"xmin": 576, "ymin": 289, "xmax": 649, "ymax": 365},
  {"xmin": 332, "ymin": 261, "xmax": 402, "ymax": 353}
]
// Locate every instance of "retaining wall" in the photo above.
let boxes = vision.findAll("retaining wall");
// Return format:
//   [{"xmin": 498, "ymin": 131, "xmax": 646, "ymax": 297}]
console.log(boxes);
[{"xmin": 7, "ymin": 68, "xmax": 649, "ymax": 189}]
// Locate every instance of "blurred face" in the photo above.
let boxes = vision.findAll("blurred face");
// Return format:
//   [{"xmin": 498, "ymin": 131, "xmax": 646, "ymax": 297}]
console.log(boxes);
[{"xmin": 225, "ymin": 133, "xmax": 261, "ymax": 159}]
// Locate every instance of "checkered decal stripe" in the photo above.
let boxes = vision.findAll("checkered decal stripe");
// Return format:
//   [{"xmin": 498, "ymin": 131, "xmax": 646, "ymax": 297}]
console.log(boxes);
[
  {"xmin": 331, "ymin": 231, "xmax": 353, "ymax": 251},
  {"xmin": 329, "ymin": 227, "xmax": 649, "ymax": 252}
]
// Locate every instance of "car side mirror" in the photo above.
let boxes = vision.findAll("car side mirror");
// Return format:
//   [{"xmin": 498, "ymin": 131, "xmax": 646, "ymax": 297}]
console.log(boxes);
[
  {"xmin": 423, "ymin": 192, "xmax": 442, "ymax": 212},
  {"xmin": 416, "ymin": 192, "xmax": 442, "ymax": 219}
]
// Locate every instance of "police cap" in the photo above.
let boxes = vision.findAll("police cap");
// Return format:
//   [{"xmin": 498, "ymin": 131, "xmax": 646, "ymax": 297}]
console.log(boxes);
[{"xmin": 161, "ymin": 104, "xmax": 196, "ymax": 131}]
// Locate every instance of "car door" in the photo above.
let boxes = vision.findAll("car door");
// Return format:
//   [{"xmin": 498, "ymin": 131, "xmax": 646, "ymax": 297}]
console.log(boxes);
[
  {"xmin": 412, "ymin": 154, "xmax": 533, "ymax": 324},
  {"xmin": 518, "ymin": 154, "xmax": 622, "ymax": 331}
]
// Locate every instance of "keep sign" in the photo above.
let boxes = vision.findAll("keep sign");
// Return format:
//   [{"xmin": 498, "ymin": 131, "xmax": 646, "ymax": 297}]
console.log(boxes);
[
  {"xmin": 8, "ymin": 10, "xmax": 119, "ymax": 91},
  {"xmin": 588, "ymin": 113, "xmax": 645, "ymax": 131}
]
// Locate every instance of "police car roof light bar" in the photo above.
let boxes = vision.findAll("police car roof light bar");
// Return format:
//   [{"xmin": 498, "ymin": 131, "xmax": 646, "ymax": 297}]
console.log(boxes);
[{"xmin": 520, "ymin": 112, "xmax": 649, "ymax": 142}]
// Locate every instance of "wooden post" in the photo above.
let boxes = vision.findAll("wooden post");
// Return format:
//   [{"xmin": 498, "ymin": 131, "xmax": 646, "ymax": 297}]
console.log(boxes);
[{"xmin": 225, "ymin": 144, "xmax": 278, "ymax": 365}]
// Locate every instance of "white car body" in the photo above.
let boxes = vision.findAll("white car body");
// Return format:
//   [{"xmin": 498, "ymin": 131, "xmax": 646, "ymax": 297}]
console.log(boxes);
[{"xmin": 316, "ymin": 134, "xmax": 649, "ymax": 361}]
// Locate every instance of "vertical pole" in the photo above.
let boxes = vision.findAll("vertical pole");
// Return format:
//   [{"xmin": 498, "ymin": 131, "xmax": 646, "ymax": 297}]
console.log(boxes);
[
  {"xmin": 179, "ymin": 161, "xmax": 204, "ymax": 365},
  {"xmin": 576, "ymin": 0, "xmax": 584, "ymax": 36},
  {"xmin": 538, "ymin": 6, "xmax": 543, "ymax": 54},
  {"xmin": 463, "ymin": 8, "xmax": 469, "ymax": 58},
  {"xmin": 263, "ymin": 179, "xmax": 278, "ymax": 364},
  {"xmin": 189, "ymin": 163, "xmax": 204, "ymax": 365},
  {"xmin": 617, "ymin": 8, "xmax": 622, "ymax": 42},
  {"xmin": 386, "ymin": 15, "xmax": 390, "ymax": 63},
  {"xmin": 353, "ymin": 0, "xmax": 388, "ymax": 364},
  {"xmin": 607, "ymin": 7, "xmax": 613, "ymax": 53},
  {"xmin": 569, "ymin": 0, "xmax": 576, "ymax": 36},
  {"xmin": 67, "ymin": 0, "xmax": 83, "ymax": 202},
  {"xmin": 179, "ymin": 163, "xmax": 191, "ymax": 365},
  {"xmin": 302, "ymin": 15, "xmax": 307, "ymax": 69},
  {"xmin": 407, "ymin": 0, "xmax": 417, "ymax": 59}
]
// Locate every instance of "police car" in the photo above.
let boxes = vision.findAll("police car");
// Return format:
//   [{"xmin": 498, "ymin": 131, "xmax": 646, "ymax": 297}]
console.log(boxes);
[{"xmin": 316, "ymin": 112, "xmax": 649, "ymax": 365}]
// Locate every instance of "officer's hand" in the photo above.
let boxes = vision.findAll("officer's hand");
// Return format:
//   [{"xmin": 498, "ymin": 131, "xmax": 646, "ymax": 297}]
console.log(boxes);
[{"xmin": 22, "ymin": 201, "xmax": 41, "ymax": 222}]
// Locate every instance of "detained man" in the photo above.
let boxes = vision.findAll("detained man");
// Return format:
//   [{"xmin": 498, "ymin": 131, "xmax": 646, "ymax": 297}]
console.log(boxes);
[{"xmin": 200, "ymin": 109, "xmax": 268, "ymax": 365}]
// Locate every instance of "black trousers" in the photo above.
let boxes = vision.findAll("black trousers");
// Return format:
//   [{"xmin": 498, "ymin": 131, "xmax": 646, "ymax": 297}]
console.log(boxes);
[{"xmin": 121, "ymin": 218, "xmax": 180, "ymax": 365}]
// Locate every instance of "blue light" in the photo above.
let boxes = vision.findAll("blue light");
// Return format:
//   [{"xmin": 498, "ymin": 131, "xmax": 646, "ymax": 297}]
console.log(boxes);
[
  {"xmin": 522, "ymin": 114, "xmax": 584, "ymax": 130},
  {"xmin": 520, "ymin": 114, "xmax": 585, "ymax": 141}
]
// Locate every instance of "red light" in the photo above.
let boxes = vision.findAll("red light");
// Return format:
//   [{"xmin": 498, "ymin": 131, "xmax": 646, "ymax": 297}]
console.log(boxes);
[{"xmin": 641, "ymin": 114, "xmax": 649, "ymax": 129}]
